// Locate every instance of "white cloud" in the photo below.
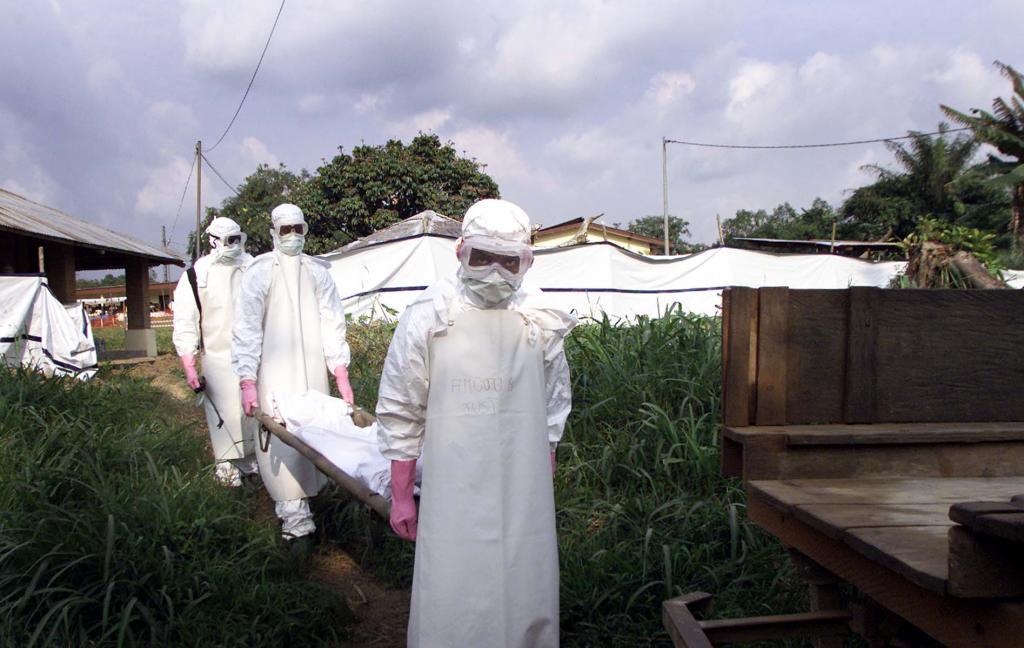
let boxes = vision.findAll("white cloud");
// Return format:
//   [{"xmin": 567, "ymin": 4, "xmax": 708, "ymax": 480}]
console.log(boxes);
[
  {"xmin": 134, "ymin": 155, "xmax": 194, "ymax": 217},
  {"xmin": 240, "ymin": 137, "xmax": 279, "ymax": 167},
  {"xmin": 450, "ymin": 126, "xmax": 557, "ymax": 196},
  {"xmin": 387, "ymin": 108, "xmax": 452, "ymax": 139},
  {"xmin": 645, "ymin": 72, "xmax": 696, "ymax": 112}
]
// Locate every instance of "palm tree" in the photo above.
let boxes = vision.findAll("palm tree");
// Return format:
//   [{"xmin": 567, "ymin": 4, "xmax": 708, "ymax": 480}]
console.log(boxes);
[
  {"xmin": 861, "ymin": 123, "xmax": 980, "ymax": 219},
  {"xmin": 942, "ymin": 60, "xmax": 1024, "ymax": 251}
]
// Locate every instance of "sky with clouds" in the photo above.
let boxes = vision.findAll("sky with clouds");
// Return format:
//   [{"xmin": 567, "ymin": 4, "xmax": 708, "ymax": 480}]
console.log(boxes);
[{"xmin": 2, "ymin": 0, "xmax": 1022, "ymax": 256}]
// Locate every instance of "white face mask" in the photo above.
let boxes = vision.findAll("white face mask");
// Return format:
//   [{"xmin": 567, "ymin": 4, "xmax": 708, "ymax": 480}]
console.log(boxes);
[
  {"xmin": 461, "ymin": 269, "xmax": 519, "ymax": 307},
  {"xmin": 219, "ymin": 244, "xmax": 242, "ymax": 260},
  {"xmin": 276, "ymin": 233, "xmax": 305, "ymax": 256}
]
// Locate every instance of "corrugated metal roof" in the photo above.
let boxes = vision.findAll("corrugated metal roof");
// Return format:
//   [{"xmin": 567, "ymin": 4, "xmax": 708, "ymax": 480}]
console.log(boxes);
[
  {"xmin": 733, "ymin": 237, "xmax": 901, "ymax": 249},
  {"xmin": 331, "ymin": 210, "xmax": 462, "ymax": 253},
  {"xmin": 0, "ymin": 188, "xmax": 183, "ymax": 264}
]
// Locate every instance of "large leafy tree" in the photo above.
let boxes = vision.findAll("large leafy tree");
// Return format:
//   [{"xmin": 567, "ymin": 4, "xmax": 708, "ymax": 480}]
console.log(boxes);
[
  {"xmin": 722, "ymin": 199, "xmax": 837, "ymax": 242},
  {"xmin": 942, "ymin": 60, "xmax": 1024, "ymax": 250},
  {"xmin": 294, "ymin": 134, "xmax": 500, "ymax": 253},
  {"xmin": 626, "ymin": 215, "xmax": 704, "ymax": 254}
]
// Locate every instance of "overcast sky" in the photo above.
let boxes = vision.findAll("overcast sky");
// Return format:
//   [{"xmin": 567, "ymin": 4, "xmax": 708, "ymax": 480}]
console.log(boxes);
[{"xmin": 2, "ymin": 0, "xmax": 1022, "ymax": 256}]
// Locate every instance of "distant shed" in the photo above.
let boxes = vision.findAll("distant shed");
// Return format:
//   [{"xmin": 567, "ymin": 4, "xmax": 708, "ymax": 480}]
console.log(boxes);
[{"xmin": 0, "ymin": 188, "xmax": 183, "ymax": 356}]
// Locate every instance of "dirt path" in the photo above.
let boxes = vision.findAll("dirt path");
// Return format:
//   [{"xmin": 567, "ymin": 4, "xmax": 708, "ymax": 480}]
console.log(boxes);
[{"xmin": 117, "ymin": 354, "xmax": 410, "ymax": 647}]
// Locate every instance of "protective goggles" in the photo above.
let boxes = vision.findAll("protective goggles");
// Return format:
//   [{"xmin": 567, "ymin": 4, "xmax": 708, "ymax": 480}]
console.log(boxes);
[
  {"xmin": 211, "ymin": 234, "xmax": 243, "ymax": 245},
  {"xmin": 277, "ymin": 223, "xmax": 306, "ymax": 236},
  {"xmin": 458, "ymin": 236, "xmax": 533, "ymax": 280}
]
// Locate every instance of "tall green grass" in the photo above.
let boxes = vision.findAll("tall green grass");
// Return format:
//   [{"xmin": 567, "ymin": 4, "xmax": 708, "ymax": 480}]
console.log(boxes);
[
  {"xmin": 0, "ymin": 367, "xmax": 349, "ymax": 646},
  {"xmin": 333, "ymin": 307, "xmax": 804, "ymax": 646}
]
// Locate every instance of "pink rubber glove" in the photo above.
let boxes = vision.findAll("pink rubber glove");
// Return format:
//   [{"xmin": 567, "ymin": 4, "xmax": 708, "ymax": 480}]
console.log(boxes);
[
  {"xmin": 180, "ymin": 353, "xmax": 201, "ymax": 390},
  {"xmin": 240, "ymin": 379, "xmax": 259, "ymax": 416},
  {"xmin": 550, "ymin": 450, "xmax": 557, "ymax": 475},
  {"xmin": 390, "ymin": 459, "xmax": 418, "ymax": 541},
  {"xmin": 334, "ymin": 365, "xmax": 355, "ymax": 404}
]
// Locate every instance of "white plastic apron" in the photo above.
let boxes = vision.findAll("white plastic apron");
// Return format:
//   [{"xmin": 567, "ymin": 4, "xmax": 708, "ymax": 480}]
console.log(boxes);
[
  {"xmin": 255, "ymin": 253, "xmax": 328, "ymax": 501},
  {"xmin": 409, "ymin": 308, "xmax": 559, "ymax": 648},
  {"xmin": 199, "ymin": 262, "xmax": 255, "ymax": 461}
]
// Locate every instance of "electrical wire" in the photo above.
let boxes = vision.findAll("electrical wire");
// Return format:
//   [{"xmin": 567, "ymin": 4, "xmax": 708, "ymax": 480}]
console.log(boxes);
[
  {"xmin": 206, "ymin": 0, "xmax": 286, "ymax": 153},
  {"xmin": 167, "ymin": 150, "xmax": 197, "ymax": 247},
  {"xmin": 665, "ymin": 126, "xmax": 972, "ymax": 150},
  {"xmin": 201, "ymin": 153, "xmax": 241, "ymax": 197}
]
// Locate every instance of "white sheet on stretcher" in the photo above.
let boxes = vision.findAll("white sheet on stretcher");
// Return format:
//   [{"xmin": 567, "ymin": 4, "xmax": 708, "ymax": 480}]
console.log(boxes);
[{"xmin": 274, "ymin": 390, "xmax": 421, "ymax": 500}]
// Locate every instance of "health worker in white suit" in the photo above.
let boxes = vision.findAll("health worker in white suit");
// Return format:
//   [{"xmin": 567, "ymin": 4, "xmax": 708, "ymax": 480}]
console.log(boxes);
[
  {"xmin": 173, "ymin": 216, "xmax": 258, "ymax": 487},
  {"xmin": 232, "ymin": 203, "xmax": 354, "ymax": 539},
  {"xmin": 377, "ymin": 199, "xmax": 577, "ymax": 648}
]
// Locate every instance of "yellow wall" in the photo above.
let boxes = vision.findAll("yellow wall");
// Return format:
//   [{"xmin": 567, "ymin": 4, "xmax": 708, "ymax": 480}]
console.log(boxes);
[{"xmin": 534, "ymin": 229, "xmax": 655, "ymax": 255}]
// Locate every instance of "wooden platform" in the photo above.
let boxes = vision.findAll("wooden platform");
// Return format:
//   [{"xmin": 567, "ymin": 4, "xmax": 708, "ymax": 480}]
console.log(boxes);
[{"xmin": 750, "ymin": 477, "xmax": 1024, "ymax": 598}]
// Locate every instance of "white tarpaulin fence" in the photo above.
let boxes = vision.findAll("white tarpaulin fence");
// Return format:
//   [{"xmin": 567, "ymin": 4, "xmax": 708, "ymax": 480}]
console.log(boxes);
[
  {"xmin": 322, "ymin": 236, "xmax": 907, "ymax": 321},
  {"xmin": 1, "ymin": 274, "xmax": 97, "ymax": 379}
]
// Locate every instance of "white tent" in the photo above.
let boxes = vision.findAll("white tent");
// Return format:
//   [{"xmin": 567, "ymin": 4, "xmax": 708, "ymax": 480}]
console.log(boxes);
[
  {"xmin": 322, "ymin": 235, "xmax": 906, "ymax": 322},
  {"xmin": 1, "ymin": 275, "xmax": 97, "ymax": 379}
]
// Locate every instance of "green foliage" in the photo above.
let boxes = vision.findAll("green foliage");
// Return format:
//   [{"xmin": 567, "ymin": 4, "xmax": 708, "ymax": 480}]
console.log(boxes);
[
  {"xmin": 199, "ymin": 135, "xmax": 499, "ymax": 256},
  {"xmin": 626, "ymin": 215, "xmax": 706, "ymax": 254},
  {"xmin": 723, "ymin": 198, "xmax": 837, "ymax": 242},
  {"xmin": 328, "ymin": 309, "xmax": 804, "ymax": 646},
  {"xmin": 0, "ymin": 367, "xmax": 349, "ymax": 646},
  {"xmin": 839, "ymin": 124, "xmax": 1010, "ymax": 242},
  {"xmin": 294, "ymin": 133, "xmax": 500, "ymax": 254},
  {"xmin": 76, "ymin": 273, "xmax": 125, "ymax": 289},
  {"xmin": 941, "ymin": 60, "xmax": 1024, "ymax": 249},
  {"xmin": 893, "ymin": 217, "xmax": 1005, "ymax": 289}
]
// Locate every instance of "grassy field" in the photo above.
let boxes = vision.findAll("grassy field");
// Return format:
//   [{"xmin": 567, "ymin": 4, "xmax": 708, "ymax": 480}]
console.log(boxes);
[
  {"xmin": 329, "ymin": 309, "xmax": 805, "ymax": 646},
  {"xmin": 0, "ymin": 367, "xmax": 350, "ymax": 646},
  {"xmin": 92, "ymin": 327, "xmax": 176, "ymax": 356}
]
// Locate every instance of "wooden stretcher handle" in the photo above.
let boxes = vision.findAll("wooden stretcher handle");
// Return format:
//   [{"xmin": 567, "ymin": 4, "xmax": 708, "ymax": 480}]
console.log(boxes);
[{"xmin": 253, "ymin": 408, "xmax": 391, "ymax": 520}]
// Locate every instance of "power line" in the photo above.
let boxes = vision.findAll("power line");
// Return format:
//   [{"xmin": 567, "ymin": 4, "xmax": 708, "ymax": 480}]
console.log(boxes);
[
  {"xmin": 167, "ymin": 150, "xmax": 197, "ymax": 247},
  {"xmin": 206, "ymin": 0, "xmax": 286, "ymax": 153},
  {"xmin": 665, "ymin": 126, "xmax": 972, "ymax": 150},
  {"xmin": 201, "ymin": 153, "xmax": 241, "ymax": 196}
]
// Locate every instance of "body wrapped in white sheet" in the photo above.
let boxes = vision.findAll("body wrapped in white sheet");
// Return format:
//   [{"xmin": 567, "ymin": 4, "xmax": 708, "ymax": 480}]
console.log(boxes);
[{"xmin": 275, "ymin": 390, "xmax": 420, "ymax": 500}]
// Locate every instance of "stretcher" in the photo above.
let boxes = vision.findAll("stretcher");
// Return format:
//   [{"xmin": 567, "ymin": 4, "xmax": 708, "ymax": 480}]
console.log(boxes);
[{"xmin": 253, "ymin": 406, "xmax": 391, "ymax": 520}]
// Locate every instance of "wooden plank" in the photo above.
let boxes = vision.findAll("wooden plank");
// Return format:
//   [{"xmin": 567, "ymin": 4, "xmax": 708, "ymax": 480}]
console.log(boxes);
[
  {"xmin": 728, "ymin": 422, "xmax": 1024, "ymax": 446},
  {"xmin": 949, "ymin": 501, "xmax": 1024, "ymax": 527},
  {"xmin": 699, "ymin": 610, "xmax": 852, "ymax": 644},
  {"xmin": 749, "ymin": 477, "xmax": 1024, "ymax": 512},
  {"xmin": 948, "ymin": 525, "xmax": 1024, "ymax": 598},
  {"xmin": 748, "ymin": 494, "xmax": 1024, "ymax": 647},
  {"xmin": 662, "ymin": 598, "xmax": 713, "ymax": 648},
  {"xmin": 729, "ymin": 436, "xmax": 1024, "ymax": 481},
  {"xmin": 972, "ymin": 512, "xmax": 1024, "ymax": 544},
  {"xmin": 844, "ymin": 286, "xmax": 879, "ymax": 423},
  {"xmin": 843, "ymin": 526, "xmax": 949, "ymax": 594},
  {"xmin": 793, "ymin": 503, "xmax": 953, "ymax": 540},
  {"xmin": 722, "ymin": 287, "xmax": 758, "ymax": 427},
  {"xmin": 784, "ymin": 290, "xmax": 848, "ymax": 424},
  {"xmin": 872, "ymin": 290, "xmax": 1024, "ymax": 423},
  {"xmin": 756, "ymin": 287, "xmax": 789, "ymax": 425}
]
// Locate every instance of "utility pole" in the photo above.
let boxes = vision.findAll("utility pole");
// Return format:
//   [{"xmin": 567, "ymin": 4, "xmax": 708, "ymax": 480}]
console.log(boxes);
[
  {"xmin": 161, "ymin": 225, "xmax": 169, "ymax": 283},
  {"xmin": 194, "ymin": 140, "xmax": 202, "ymax": 262},
  {"xmin": 662, "ymin": 136, "xmax": 669, "ymax": 255}
]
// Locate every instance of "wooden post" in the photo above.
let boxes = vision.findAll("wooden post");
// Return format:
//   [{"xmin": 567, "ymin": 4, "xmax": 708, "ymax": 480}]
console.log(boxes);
[
  {"xmin": 722, "ymin": 288, "xmax": 760, "ymax": 427},
  {"xmin": 43, "ymin": 242, "xmax": 77, "ymax": 303},
  {"xmin": 755, "ymin": 287, "xmax": 789, "ymax": 426},
  {"xmin": 843, "ymin": 287, "xmax": 878, "ymax": 423}
]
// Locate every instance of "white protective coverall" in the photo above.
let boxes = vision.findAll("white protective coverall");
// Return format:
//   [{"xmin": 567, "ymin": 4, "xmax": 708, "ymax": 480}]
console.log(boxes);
[
  {"xmin": 377, "ymin": 200, "xmax": 576, "ymax": 648},
  {"xmin": 232, "ymin": 204, "xmax": 351, "ymax": 538},
  {"xmin": 172, "ymin": 218, "xmax": 257, "ymax": 485}
]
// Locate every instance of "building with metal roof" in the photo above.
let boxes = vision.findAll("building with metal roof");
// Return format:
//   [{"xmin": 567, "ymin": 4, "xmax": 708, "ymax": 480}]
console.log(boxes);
[{"xmin": 0, "ymin": 188, "xmax": 184, "ymax": 356}]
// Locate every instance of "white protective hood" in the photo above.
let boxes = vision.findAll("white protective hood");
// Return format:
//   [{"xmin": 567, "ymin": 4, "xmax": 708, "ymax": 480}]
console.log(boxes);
[{"xmin": 1, "ymin": 275, "xmax": 97, "ymax": 379}]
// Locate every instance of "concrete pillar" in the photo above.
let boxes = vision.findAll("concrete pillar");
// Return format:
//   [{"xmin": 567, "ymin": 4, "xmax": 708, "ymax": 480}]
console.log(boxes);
[
  {"xmin": 44, "ymin": 242, "xmax": 77, "ymax": 303},
  {"xmin": 125, "ymin": 256, "xmax": 156, "ymax": 357}
]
